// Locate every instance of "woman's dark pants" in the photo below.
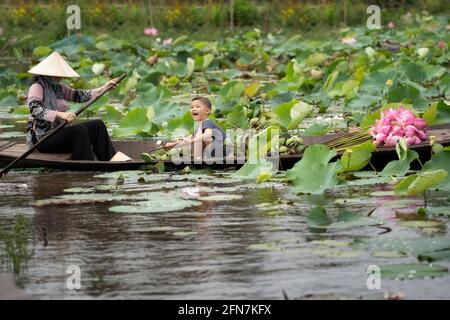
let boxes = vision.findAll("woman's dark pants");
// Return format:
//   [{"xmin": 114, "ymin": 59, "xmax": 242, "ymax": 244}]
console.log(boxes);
[{"xmin": 37, "ymin": 120, "xmax": 116, "ymax": 161}]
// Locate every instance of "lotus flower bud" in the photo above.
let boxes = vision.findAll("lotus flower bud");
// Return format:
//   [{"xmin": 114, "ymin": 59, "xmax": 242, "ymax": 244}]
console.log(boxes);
[
  {"xmin": 405, "ymin": 137, "xmax": 416, "ymax": 145},
  {"xmin": 365, "ymin": 47, "xmax": 376, "ymax": 58},
  {"xmin": 417, "ymin": 130, "xmax": 427, "ymax": 141},
  {"xmin": 413, "ymin": 118, "xmax": 427, "ymax": 130},
  {"xmin": 375, "ymin": 133, "xmax": 387, "ymax": 145},
  {"xmin": 392, "ymin": 126, "xmax": 404, "ymax": 137},
  {"xmin": 417, "ymin": 47, "xmax": 429, "ymax": 58}
]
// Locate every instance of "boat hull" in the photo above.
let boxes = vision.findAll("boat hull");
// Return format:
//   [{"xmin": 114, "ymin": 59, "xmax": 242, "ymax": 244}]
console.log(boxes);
[{"xmin": 1, "ymin": 124, "xmax": 449, "ymax": 172}]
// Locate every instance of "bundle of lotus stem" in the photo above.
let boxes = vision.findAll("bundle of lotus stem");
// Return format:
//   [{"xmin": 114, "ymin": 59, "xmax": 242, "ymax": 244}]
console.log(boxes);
[{"xmin": 325, "ymin": 127, "xmax": 372, "ymax": 152}]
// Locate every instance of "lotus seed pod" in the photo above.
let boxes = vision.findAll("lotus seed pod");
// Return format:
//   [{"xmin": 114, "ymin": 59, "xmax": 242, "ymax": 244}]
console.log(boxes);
[
  {"xmin": 279, "ymin": 146, "xmax": 288, "ymax": 154},
  {"xmin": 250, "ymin": 117, "xmax": 259, "ymax": 127},
  {"xmin": 310, "ymin": 68, "xmax": 323, "ymax": 80}
]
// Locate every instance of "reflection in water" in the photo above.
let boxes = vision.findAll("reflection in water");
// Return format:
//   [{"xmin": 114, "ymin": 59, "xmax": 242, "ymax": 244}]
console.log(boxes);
[
  {"xmin": 0, "ymin": 213, "xmax": 34, "ymax": 278},
  {"xmin": 0, "ymin": 171, "xmax": 449, "ymax": 299}
]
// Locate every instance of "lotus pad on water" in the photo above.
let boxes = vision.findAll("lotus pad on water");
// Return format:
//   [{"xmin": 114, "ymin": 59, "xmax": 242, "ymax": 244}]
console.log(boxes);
[{"xmin": 109, "ymin": 198, "xmax": 201, "ymax": 214}]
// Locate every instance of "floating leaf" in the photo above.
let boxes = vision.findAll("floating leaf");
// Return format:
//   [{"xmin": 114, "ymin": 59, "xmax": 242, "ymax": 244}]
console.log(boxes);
[
  {"xmin": 109, "ymin": 198, "xmax": 201, "ymax": 214},
  {"xmin": 94, "ymin": 171, "xmax": 169, "ymax": 182},
  {"xmin": 425, "ymin": 207, "xmax": 450, "ymax": 217},
  {"xmin": 379, "ymin": 263, "xmax": 448, "ymax": 280},
  {"xmin": 307, "ymin": 207, "xmax": 384, "ymax": 230},
  {"xmin": 354, "ymin": 237, "xmax": 450, "ymax": 259},
  {"xmin": 418, "ymin": 249, "xmax": 450, "ymax": 262},
  {"xmin": 311, "ymin": 248, "xmax": 362, "ymax": 258},
  {"xmin": 372, "ymin": 251, "xmax": 408, "ymax": 258},
  {"xmin": 307, "ymin": 207, "xmax": 332, "ymax": 228},
  {"xmin": 0, "ymin": 131, "xmax": 26, "ymax": 138},
  {"xmin": 173, "ymin": 231, "xmax": 198, "ymax": 237},
  {"xmin": 198, "ymin": 194, "xmax": 243, "ymax": 201},
  {"xmin": 63, "ymin": 187, "xmax": 96, "ymax": 193},
  {"xmin": 310, "ymin": 240, "xmax": 353, "ymax": 247},
  {"xmin": 248, "ymin": 242, "xmax": 281, "ymax": 252},
  {"xmin": 34, "ymin": 193, "xmax": 129, "ymax": 206}
]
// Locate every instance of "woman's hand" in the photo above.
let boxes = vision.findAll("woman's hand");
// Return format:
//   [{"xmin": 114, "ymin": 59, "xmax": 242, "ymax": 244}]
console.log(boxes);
[
  {"xmin": 106, "ymin": 77, "xmax": 120, "ymax": 89},
  {"xmin": 57, "ymin": 111, "xmax": 76, "ymax": 123}
]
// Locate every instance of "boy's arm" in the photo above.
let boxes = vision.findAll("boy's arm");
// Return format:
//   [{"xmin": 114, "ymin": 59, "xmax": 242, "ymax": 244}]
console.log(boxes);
[
  {"xmin": 61, "ymin": 79, "xmax": 118, "ymax": 103},
  {"xmin": 166, "ymin": 134, "xmax": 194, "ymax": 149},
  {"xmin": 186, "ymin": 130, "xmax": 213, "ymax": 144}
]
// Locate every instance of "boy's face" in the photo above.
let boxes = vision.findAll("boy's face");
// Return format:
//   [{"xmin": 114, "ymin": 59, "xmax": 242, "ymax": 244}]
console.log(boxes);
[{"xmin": 190, "ymin": 100, "xmax": 210, "ymax": 121}]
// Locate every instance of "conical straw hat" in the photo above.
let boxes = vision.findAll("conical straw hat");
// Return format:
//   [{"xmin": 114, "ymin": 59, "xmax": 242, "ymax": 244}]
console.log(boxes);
[{"xmin": 28, "ymin": 52, "xmax": 80, "ymax": 78}]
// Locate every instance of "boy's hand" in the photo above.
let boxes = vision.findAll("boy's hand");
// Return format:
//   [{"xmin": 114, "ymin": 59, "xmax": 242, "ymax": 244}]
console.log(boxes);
[
  {"xmin": 182, "ymin": 137, "xmax": 192, "ymax": 144},
  {"xmin": 164, "ymin": 140, "xmax": 182, "ymax": 149}
]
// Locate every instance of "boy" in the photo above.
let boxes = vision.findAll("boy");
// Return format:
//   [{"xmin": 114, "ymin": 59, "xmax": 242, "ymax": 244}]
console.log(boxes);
[{"xmin": 165, "ymin": 96, "xmax": 225, "ymax": 159}]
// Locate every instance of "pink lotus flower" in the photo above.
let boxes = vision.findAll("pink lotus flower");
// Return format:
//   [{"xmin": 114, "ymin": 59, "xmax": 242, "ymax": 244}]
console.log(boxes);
[
  {"xmin": 388, "ymin": 21, "xmax": 396, "ymax": 29},
  {"xmin": 375, "ymin": 133, "xmax": 387, "ymax": 145},
  {"xmin": 163, "ymin": 38, "xmax": 173, "ymax": 45},
  {"xmin": 385, "ymin": 133, "xmax": 402, "ymax": 146},
  {"xmin": 341, "ymin": 36, "xmax": 357, "ymax": 45},
  {"xmin": 438, "ymin": 40, "xmax": 446, "ymax": 50},
  {"xmin": 413, "ymin": 118, "xmax": 427, "ymax": 130},
  {"xmin": 391, "ymin": 125, "xmax": 404, "ymax": 137},
  {"xmin": 144, "ymin": 27, "xmax": 159, "ymax": 36},
  {"xmin": 405, "ymin": 136, "xmax": 422, "ymax": 145},
  {"xmin": 370, "ymin": 107, "xmax": 428, "ymax": 147}
]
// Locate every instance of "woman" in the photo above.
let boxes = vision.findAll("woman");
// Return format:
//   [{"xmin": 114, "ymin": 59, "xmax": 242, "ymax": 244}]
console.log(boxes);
[{"xmin": 26, "ymin": 51, "xmax": 118, "ymax": 161}]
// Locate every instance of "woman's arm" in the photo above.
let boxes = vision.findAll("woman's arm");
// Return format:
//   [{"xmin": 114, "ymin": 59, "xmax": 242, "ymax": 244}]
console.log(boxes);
[
  {"xmin": 28, "ymin": 84, "xmax": 76, "ymax": 123},
  {"xmin": 61, "ymin": 85, "xmax": 95, "ymax": 103},
  {"xmin": 61, "ymin": 79, "xmax": 118, "ymax": 103},
  {"xmin": 27, "ymin": 83, "xmax": 58, "ymax": 122}
]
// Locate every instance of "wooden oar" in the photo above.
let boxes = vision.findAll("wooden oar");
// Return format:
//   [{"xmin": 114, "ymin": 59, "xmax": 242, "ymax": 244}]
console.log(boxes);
[{"xmin": 0, "ymin": 73, "xmax": 127, "ymax": 179}]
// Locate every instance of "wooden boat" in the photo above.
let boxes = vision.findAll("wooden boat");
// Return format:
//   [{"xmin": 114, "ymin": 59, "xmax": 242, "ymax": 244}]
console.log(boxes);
[{"xmin": 0, "ymin": 124, "xmax": 449, "ymax": 172}]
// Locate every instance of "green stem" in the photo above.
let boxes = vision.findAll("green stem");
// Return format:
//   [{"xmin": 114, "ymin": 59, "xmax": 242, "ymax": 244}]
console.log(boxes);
[
  {"xmin": 368, "ymin": 161, "xmax": 377, "ymax": 172},
  {"xmin": 347, "ymin": 152, "xmax": 351, "ymax": 171}
]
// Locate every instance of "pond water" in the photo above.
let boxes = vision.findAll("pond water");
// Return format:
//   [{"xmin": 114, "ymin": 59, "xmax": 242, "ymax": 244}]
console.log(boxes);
[
  {"xmin": 1, "ymin": 170, "xmax": 450, "ymax": 299},
  {"xmin": 1, "ymin": 17, "xmax": 450, "ymax": 299}
]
